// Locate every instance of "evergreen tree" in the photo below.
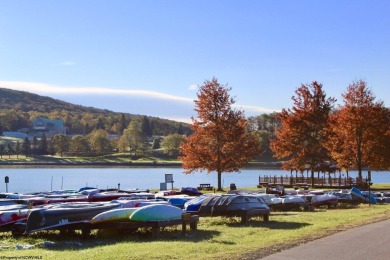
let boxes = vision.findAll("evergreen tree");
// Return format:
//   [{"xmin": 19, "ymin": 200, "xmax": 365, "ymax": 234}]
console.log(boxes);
[
  {"xmin": 0, "ymin": 144, "xmax": 4, "ymax": 159},
  {"xmin": 22, "ymin": 137, "xmax": 31, "ymax": 158},
  {"xmin": 141, "ymin": 116, "xmax": 153, "ymax": 137},
  {"xmin": 95, "ymin": 117, "xmax": 105, "ymax": 130},
  {"xmin": 119, "ymin": 113, "xmax": 127, "ymax": 135},
  {"xmin": 177, "ymin": 124, "xmax": 184, "ymax": 135},
  {"xmin": 39, "ymin": 133, "xmax": 48, "ymax": 155},
  {"xmin": 152, "ymin": 137, "xmax": 161, "ymax": 149},
  {"xmin": 7, "ymin": 143, "xmax": 13, "ymax": 158},
  {"xmin": 15, "ymin": 141, "xmax": 20, "ymax": 159},
  {"xmin": 32, "ymin": 136, "xmax": 38, "ymax": 156}
]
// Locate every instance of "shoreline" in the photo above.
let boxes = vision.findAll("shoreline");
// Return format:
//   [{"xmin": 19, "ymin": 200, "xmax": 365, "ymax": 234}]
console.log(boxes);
[{"xmin": 0, "ymin": 161, "xmax": 282, "ymax": 169}]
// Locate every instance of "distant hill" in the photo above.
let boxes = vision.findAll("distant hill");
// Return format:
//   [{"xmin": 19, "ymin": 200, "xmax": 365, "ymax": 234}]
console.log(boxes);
[
  {"xmin": 0, "ymin": 88, "xmax": 191, "ymax": 135},
  {"xmin": 0, "ymin": 88, "xmax": 115, "ymax": 114}
]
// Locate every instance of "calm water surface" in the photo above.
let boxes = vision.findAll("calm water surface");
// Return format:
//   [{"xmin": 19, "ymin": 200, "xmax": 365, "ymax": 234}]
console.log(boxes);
[{"xmin": 1, "ymin": 167, "xmax": 389, "ymax": 193}]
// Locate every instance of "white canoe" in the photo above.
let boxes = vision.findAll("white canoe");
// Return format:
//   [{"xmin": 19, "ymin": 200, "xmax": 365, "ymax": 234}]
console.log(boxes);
[
  {"xmin": 129, "ymin": 204, "xmax": 183, "ymax": 222},
  {"xmin": 91, "ymin": 208, "xmax": 138, "ymax": 224},
  {"xmin": 112, "ymin": 199, "xmax": 170, "ymax": 208}
]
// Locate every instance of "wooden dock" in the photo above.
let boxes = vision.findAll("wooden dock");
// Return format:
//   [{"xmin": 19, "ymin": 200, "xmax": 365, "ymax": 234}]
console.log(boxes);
[{"xmin": 258, "ymin": 175, "xmax": 370, "ymax": 189}]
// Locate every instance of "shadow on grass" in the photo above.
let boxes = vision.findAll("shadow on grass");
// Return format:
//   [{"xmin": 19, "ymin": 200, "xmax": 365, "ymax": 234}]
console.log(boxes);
[
  {"xmin": 201, "ymin": 212, "xmax": 312, "ymax": 230},
  {"xmin": 9, "ymin": 228, "xmax": 221, "ymax": 251},
  {"xmin": 226, "ymin": 220, "xmax": 311, "ymax": 230},
  {"xmin": 269, "ymin": 212, "xmax": 300, "ymax": 216},
  {"xmin": 202, "ymin": 216, "xmax": 312, "ymax": 230}
]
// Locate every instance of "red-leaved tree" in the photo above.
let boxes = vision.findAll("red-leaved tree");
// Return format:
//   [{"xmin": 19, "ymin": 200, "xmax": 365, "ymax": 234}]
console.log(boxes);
[
  {"xmin": 179, "ymin": 78, "xmax": 261, "ymax": 191},
  {"xmin": 325, "ymin": 80, "xmax": 390, "ymax": 179},
  {"xmin": 271, "ymin": 81, "xmax": 336, "ymax": 187}
]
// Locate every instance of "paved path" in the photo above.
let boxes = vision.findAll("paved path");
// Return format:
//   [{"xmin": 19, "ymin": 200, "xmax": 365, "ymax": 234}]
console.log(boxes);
[{"xmin": 262, "ymin": 218, "xmax": 390, "ymax": 260}]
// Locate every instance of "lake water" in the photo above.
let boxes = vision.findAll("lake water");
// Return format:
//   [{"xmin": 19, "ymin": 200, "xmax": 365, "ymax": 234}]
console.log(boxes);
[{"xmin": 1, "ymin": 167, "xmax": 390, "ymax": 194}]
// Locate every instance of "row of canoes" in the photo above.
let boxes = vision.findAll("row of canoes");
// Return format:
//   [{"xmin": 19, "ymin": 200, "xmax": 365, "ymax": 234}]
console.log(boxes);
[
  {"xmin": 0, "ymin": 187, "xmax": 271, "ymax": 237},
  {"xmin": 1, "ymin": 186, "xmax": 387, "ymax": 237},
  {"xmin": 229, "ymin": 186, "xmax": 390, "ymax": 210}
]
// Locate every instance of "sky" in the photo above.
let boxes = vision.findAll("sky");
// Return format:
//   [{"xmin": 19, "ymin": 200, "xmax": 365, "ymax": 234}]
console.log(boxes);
[{"xmin": 0, "ymin": 1, "xmax": 389, "ymax": 123}]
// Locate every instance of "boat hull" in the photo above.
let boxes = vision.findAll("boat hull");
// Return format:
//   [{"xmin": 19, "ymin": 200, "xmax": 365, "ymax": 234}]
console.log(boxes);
[
  {"xmin": 311, "ymin": 194, "xmax": 338, "ymax": 207},
  {"xmin": 92, "ymin": 208, "xmax": 138, "ymax": 224},
  {"xmin": 351, "ymin": 187, "xmax": 377, "ymax": 204},
  {"xmin": 129, "ymin": 204, "xmax": 183, "ymax": 222},
  {"xmin": 25, "ymin": 202, "xmax": 120, "ymax": 234}
]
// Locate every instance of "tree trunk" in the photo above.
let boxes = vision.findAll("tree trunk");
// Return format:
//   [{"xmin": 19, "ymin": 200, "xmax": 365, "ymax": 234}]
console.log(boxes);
[
  {"xmin": 311, "ymin": 169, "xmax": 315, "ymax": 188},
  {"xmin": 217, "ymin": 171, "xmax": 223, "ymax": 191},
  {"xmin": 357, "ymin": 132, "xmax": 363, "ymax": 179}
]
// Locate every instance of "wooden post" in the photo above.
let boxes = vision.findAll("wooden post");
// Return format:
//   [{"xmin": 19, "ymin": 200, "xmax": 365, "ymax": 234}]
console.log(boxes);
[
  {"xmin": 151, "ymin": 227, "xmax": 160, "ymax": 238},
  {"xmin": 182, "ymin": 213, "xmax": 189, "ymax": 235}
]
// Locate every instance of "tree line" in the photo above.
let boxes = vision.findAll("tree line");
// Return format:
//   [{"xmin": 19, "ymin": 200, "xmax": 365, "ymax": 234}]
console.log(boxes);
[
  {"xmin": 0, "ymin": 110, "xmax": 191, "ymax": 137},
  {"xmin": 0, "ymin": 118, "xmax": 189, "ymax": 159}
]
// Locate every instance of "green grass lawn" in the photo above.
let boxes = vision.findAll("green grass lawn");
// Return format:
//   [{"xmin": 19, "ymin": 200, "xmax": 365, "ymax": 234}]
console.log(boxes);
[{"xmin": 1, "ymin": 204, "xmax": 389, "ymax": 259}]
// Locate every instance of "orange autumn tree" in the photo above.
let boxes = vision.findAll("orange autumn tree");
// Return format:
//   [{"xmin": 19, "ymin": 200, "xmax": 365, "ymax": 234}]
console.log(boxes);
[
  {"xmin": 270, "ymin": 82, "xmax": 336, "ymax": 187},
  {"xmin": 179, "ymin": 78, "xmax": 261, "ymax": 191},
  {"xmin": 325, "ymin": 80, "xmax": 390, "ymax": 179}
]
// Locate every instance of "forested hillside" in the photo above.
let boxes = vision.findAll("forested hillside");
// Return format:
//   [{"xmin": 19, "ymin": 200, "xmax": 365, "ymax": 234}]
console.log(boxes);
[{"xmin": 0, "ymin": 88, "xmax": 191, "ymax": 136}]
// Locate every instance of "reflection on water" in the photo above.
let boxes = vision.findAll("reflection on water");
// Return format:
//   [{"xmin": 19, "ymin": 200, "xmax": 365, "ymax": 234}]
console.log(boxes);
[{"xmin": 1, "ymin": 167, "xmax": 389, "ymax": 193}]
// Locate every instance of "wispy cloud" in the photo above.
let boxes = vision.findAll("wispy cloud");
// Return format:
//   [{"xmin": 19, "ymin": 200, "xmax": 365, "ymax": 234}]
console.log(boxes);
[
  {"xmin": 163, "ymin": 116, "xmax": 193, "ymax": 124},
  {"xmin": 0, "ymin": 80, "xmax": 278, "ymax": 117},
  {"xmin": 234, "ymin": 104, "xmax": 280, "ymax": 115},
  {"xmin": 0, "ymin": 81, "xmax": 193, "ymax": 103}
]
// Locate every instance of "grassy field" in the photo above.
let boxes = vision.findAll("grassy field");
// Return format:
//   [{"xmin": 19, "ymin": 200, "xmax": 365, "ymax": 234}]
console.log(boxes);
[
  {"xmin": 0, "ymin": 153, "xmax": 182, "ymax": 166},
  {"xmin": 1, "ymin": 204, "xmax": 390, "ymax": 259}
]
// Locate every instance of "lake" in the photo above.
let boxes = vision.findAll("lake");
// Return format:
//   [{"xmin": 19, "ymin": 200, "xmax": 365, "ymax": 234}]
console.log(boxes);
[{"xmin": 1, "ymin": 167, "xmax": 390, "ymax": 193}]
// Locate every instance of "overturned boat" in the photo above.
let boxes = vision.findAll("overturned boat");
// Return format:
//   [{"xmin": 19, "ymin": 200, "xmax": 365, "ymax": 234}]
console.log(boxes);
[
  {"xmin": 190, "ymin": 194, "xmax": 270, "ymax": 222},
  {"xmin": 24, "ymin": 202, "xmax": 121, "ymax": 234},
  {"xmin": 310, "ymin": 194, "xmax": 338, "ymax": 208}
]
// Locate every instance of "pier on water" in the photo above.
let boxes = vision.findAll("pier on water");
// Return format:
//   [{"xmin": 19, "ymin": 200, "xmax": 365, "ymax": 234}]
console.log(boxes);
[{"xmin": 258, "ymin": 175, "xmax": 370, "ymax": 189}]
